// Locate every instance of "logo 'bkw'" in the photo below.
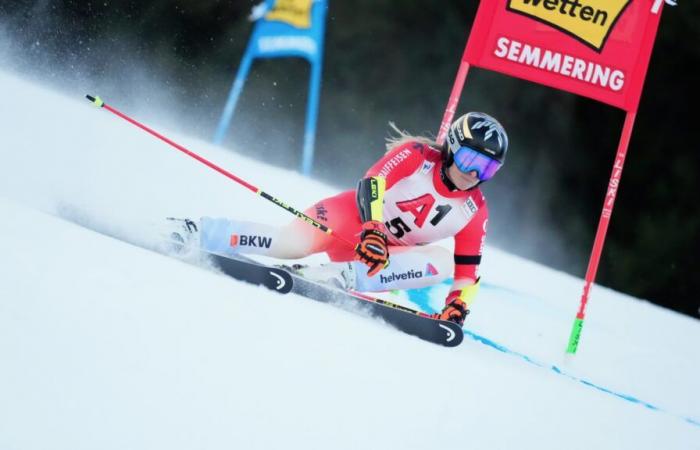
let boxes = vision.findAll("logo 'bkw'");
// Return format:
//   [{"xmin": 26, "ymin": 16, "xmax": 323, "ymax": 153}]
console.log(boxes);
[{"xmin": 507, "ymin": 0, "xmax": 631, "ymax": 52}]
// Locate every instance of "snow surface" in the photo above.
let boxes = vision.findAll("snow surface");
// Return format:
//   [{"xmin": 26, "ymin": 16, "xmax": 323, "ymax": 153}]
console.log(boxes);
[{"xmin": 1, "ymin": 69, "xmax": 699, "ymax": 449}]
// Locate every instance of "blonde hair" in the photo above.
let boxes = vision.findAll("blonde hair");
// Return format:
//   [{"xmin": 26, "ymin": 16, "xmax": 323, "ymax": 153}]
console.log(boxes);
[{"xmin": 384, "ymin": 122, "xmax": 442, "ymax": 154}]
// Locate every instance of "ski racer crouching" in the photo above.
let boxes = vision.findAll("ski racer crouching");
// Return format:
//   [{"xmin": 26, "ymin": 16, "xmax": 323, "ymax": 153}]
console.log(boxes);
[{"xmin": 169, "ymin": 112, "xmax": 508, "ymax": 327}]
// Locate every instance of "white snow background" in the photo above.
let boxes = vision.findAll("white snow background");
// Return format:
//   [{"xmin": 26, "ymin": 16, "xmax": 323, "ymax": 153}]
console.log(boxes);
[{"xmin": 1, "ymin": 68, "xmax": 699, "ymax": 450}]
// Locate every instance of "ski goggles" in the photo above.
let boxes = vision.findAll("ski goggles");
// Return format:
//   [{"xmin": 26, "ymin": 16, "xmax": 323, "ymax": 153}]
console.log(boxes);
[{"xmin": 453, "ymin": 145, "xmax": 503, "ymax": 181}]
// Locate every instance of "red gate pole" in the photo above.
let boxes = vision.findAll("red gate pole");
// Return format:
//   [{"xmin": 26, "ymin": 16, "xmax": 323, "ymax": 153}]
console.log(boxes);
[
  {"xmin": 436, "ymin": 43, "xmax": 472, "ymax": 146},
  {"xmin": 567, "ymin": 111, "xmax": 637, "ymax": 354}
]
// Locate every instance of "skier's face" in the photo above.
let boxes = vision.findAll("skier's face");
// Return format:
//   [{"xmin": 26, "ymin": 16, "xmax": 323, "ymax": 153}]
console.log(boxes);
[{"xmin": 446, "ymin": 163, "xmax": 481, "ymax": 190}]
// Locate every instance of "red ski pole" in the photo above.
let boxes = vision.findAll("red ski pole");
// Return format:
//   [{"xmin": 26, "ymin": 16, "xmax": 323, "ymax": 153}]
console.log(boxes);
[{"xmin": 85, "ymin": 94, "xmax": 355, "ymax": 249}]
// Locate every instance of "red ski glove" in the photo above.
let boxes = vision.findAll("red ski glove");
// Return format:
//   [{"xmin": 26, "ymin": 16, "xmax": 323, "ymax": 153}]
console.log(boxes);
[{"xmin": 355, "ymin": 221, "xmax": 390, "ymax": 277}]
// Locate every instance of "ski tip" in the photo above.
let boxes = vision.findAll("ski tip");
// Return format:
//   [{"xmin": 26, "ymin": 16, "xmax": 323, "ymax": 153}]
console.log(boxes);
[
  {"xmin": 437, "ymin": 321, "xmax": 464, "ymax": 347},
  {"xmin": 85, "ymin": 94, "xmax": 104, "ymax": 107}
]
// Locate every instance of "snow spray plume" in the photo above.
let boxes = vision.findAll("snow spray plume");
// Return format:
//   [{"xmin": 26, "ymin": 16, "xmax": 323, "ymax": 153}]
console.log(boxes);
[{"xmin": 84, "ymin": 94, "xmax": 355, "ymax": 249}]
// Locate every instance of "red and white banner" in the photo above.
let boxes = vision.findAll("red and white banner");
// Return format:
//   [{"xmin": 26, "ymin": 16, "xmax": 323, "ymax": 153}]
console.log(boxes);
[{"xmin": 464, "ymin": 0, "xmax": 664, "ymax": 112}]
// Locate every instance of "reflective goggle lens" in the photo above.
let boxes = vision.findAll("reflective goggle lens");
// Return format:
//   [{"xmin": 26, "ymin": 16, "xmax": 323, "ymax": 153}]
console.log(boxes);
[{"xmin": 453, "ymin": 146, "xmax": 502, "ymax": 181}]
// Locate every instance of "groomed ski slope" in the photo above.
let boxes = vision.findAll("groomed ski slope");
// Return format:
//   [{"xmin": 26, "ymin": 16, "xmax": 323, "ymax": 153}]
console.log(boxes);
[{"xmin": 1, "ymin": 69, "xmax": 699, "ymax": 450}]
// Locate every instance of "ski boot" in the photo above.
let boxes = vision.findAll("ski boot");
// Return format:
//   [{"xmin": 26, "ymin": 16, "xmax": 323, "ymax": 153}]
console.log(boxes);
[
  {"xmin": 278, "ymin": 262, "xmax": 356, "ymax": 291},
  {"xmin": 434, "ymin": 297, "xmax": 470, "ymax": 326},
  {"xmin": 164, "ymin": 217, "xmax": 200, "ymax": 255}
]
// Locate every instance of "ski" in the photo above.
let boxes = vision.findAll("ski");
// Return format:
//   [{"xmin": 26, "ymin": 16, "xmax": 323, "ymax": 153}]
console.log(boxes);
[
  {"xmin": 292, "ymin": 273, "xmax": 464, "ymax": 347},
  {"xmin": 208, "ymin": 253, "xmax": 293, "ymax": 294},
  {"xmin": 216, "ymin": 254, "xmax": 463, "ymax": 347},
  {"xmin": 56, "ymin": 215, "xmax": 461, "ymax": 346}
]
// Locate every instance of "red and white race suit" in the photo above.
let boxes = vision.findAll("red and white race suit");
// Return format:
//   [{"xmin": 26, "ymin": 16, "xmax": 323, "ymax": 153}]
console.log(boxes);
[{"xmin": 302, "ymin": 141, "xmax": 488, "ymax": 285}]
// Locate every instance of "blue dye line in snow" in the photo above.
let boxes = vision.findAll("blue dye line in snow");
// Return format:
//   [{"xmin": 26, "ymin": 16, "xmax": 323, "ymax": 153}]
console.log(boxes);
[
  {"xmin": 405, "ymin": 279, "xmax": 450, "ymax": 313},
  {"xmin": 404, "ymin": 283, "xmax": 700, "ymax": 428},
  {"xmin": 462, "ymin": 329, "xmax": 700, "ymax": 429},
  {"xmin": 406, "ymin": 279, "xmax": 516, "ymax": 314}
]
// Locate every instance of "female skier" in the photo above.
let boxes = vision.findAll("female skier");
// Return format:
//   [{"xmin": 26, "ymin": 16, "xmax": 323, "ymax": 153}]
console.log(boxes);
[{"xmin": 169, "ymin": 112, "xmax": 508, "ymax": 326}]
